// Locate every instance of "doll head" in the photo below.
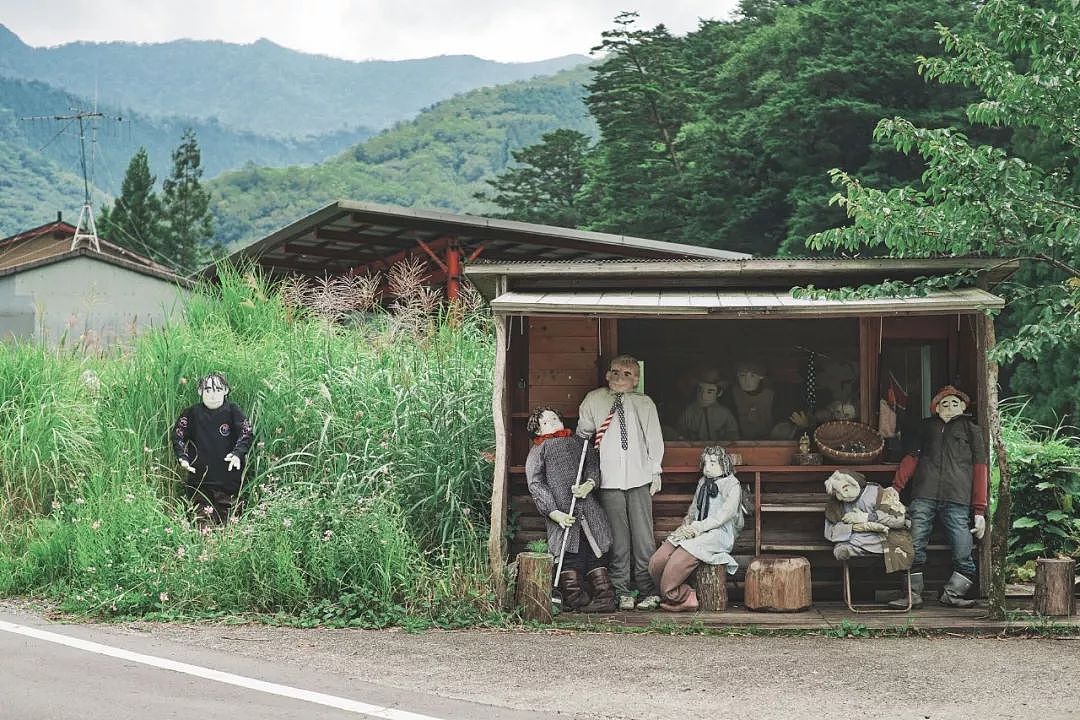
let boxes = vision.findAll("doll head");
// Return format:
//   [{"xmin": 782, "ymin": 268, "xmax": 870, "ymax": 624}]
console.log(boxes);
[
  {"xmin": 605, "ymin": 355, "xmax": 640, "ymax": 393},
  {"xmin": 735, "ymin": 361, "xmax": 766, "ymax": 393},
  {"xmin": 931, "ymin": 385, "xmax": 969, "ymax": 423},
  {"xmin": 700, "ymin": 445, "xmax": 734, "ymax": 479},
  {"xmin": 197, "ymin": 372, "xmax": 230, "ymax": 410},
  {"xmin": 824, "ymin": 470, "xmax": 865, "ymax": 502},
  {"xmin": 526, "ymin": 406, "xmax": 564, "ymax": 436}
]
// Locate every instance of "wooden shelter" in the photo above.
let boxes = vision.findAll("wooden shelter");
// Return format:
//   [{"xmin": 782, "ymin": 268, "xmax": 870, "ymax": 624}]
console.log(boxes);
[
  {"xmin": 467, "ymin": 256, "xmax": 1015, "ymax": 603},
  {"xmin": 212, "ymin": 201, "xmax": 748, "ymax": 295}
]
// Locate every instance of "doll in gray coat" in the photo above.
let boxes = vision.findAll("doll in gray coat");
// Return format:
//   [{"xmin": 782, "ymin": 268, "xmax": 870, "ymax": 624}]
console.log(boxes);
[
  {"xmin": 648, "ymin": 446, "xmax": 746, "ymax": 612},
  {"xmin": 526, "ymin": 407, "xmax": 616, "ymax": 613}
]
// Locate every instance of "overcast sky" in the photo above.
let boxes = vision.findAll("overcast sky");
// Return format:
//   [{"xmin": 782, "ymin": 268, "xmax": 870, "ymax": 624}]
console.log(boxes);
[{"xmin": 1, "ymin": 1, "xmax": 742, "ymax": 63}]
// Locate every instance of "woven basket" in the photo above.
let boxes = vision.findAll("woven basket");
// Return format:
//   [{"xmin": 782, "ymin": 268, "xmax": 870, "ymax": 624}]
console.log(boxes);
[{"xmin": 813, "ymin": 420, "xmax": 884, "ymax": 464}]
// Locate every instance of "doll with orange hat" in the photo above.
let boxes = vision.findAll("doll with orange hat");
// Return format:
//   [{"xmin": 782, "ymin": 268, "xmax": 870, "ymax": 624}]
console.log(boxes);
[{"xmin": 889, "ymin": 385, "xmax": 987, "ymax": 608}]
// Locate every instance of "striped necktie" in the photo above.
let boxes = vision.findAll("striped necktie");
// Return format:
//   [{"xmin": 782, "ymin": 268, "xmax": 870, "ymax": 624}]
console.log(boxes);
[{"xmin": 594, "ymin": 393, "xmax": 627, "ymax": 450}]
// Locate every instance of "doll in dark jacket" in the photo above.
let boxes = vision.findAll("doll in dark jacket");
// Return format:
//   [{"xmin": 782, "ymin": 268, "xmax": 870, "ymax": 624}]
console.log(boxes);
[
  {"xmin": 890, "ymin": 386, "xmax": 987, "ymax": 608},
  {"xmin": 173, "ymin": 372, "xmax": 254, "ymax": 525},
  {"xmin": 525, "ymin": 406, "xmax": 616, "ymax": 613}
]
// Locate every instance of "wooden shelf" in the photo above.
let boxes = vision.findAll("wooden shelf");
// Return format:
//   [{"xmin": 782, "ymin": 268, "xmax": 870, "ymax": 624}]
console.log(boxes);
[{"xmin": 761, "ymin": 504, "xmax": 825, "ymax": 513}]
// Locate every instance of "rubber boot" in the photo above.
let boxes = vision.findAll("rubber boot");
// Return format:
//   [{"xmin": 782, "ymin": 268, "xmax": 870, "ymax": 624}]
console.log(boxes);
[
  {"xmin": 558, "ymin": 570, "xmax": 590, "ymax": 611},
  {"xmin": 580, "ymin": 567, "xmax": 616, "ymax": 613},
  {"xmin": 939, "ymin": 571, "xmax": 977, "ymax": 608},
  {"xmin": 888, "ymin": 571, "xmax": 924, "ymax": 609}
]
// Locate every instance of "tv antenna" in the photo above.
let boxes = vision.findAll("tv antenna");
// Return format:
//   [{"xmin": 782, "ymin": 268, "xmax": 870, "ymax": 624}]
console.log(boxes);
[{"xmin": 21, "ymin": 108, "xmax": 110, "ymax": 252}]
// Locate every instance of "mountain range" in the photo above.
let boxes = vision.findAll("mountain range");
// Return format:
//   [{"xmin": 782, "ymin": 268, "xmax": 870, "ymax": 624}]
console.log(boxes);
[{"xmin": 0, "ymin": 25, "xmax": 592, "ymax": 241}]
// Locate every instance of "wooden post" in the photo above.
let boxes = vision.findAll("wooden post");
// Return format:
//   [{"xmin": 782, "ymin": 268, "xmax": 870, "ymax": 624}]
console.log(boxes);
[
  {"xmin": 983, "ymin": 314, "xmax": 1012, "ymax": 620},
  {"xmin": 488, "ymin": 315, "xmax": 510, "ymax": 606},
  {"xmin": 1033, "ymin": 558, "xmax": 1076, "ymax": 616},
  {"xmin": 691, "ymin": 564, "xmax": 728, "ymax": 611},
  {"xmin": 515, "ymin": 552, "xmax": 553, "ymax": 623}
]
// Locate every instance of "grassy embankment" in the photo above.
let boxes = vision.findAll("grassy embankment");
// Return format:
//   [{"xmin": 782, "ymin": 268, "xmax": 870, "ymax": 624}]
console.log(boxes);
[{"xmin": 0, "ymin": 266, "xmax": 500, "ymax": 628}]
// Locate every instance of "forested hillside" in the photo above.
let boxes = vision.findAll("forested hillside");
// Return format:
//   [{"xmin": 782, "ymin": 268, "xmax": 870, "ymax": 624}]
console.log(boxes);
[
  {"xmin": 0, "ymin": 25, "xmax": 588, "ymax": 138},
  {"xmin": 209, "ymin": 67, "xmax": 595, "ymax": 247},
  {"xmin": 482, "ymin": 1, "xmax": 982, "ymax": 257},
  {"xmin": 0, "ymin": 77, "xmax": 374, "ymax": 194}
]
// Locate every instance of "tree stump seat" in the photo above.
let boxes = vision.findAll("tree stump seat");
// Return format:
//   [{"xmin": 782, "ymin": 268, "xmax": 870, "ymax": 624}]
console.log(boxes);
[
  {"xmin": 1034, "ymin": 557, "xmax": 1076, "ymax": 617},
  {"xmin": 691, "ymin": 563, "xmax": 729, "ymax": 611},
  {"xmin": 744, "ymin": 555, "xmax": 812, "ymax": 612}
]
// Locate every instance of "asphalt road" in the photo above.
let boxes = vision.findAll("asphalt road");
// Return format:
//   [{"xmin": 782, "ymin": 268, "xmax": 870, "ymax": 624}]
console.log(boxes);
[{"xmin": 2, "ymin": 604, "xmax": 1079, "ymax": 720}]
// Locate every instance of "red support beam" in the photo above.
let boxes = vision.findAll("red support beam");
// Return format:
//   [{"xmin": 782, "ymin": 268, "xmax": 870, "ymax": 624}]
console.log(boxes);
[
  {"xmin": 446, "ymin": 238, "xmax": 462, "ymax": 300},
  {"xmin": 347, "ymin": 236, "xmax": 450, "ymax": 277}
]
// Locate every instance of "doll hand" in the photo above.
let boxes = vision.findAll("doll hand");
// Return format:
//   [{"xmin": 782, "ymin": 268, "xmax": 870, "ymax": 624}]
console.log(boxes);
[
  {"xmin": 841, "ymin": 510, "xmax": 869, "ymax": 525},
  {"xmin": 549, "ymin": 510, "xmax": 576, "ymax": 528},
  {"xmin": 668, "ymin": 525, "xmax": 694, "ymax": 543},
  {"xmin": 971, "ymin": 514, "xmax": 986, "ymax": 539},
  {"xmin": 650, "ymin": 474, "xmax": 662, "ymax": 496},
  {"xmin": 790, "ymin": 410, "xmax": 810, "ymax": 428},
  {"xmin": 572, "ymin": 479, "xmax": 595, "ymax": 499},
  {"xmin": 224, "ymin": 453, "xmax": 241, "ymax": 471},
  {"xmin": 178, "ymin": 458, "xmax": 197, "ymax": 474}
]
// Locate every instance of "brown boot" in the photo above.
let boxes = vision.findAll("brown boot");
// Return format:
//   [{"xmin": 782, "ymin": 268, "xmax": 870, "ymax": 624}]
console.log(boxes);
[
  {"xmin": 580, "ymin": 567, "xmax": 617, "ymax": 613},
  {"xmin": 559, "ymin": 570, "xmax": 590, "ymax": 611}
]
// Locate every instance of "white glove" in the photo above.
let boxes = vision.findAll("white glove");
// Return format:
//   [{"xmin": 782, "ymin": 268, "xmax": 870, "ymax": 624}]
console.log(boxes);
[
  {"xmin": 572, "ymin": 479, "xmax": 595, "ymax": 499},
  {"xmin": 971, "ymin": 514, "xmax": 986, "ymax": 539},
  {"xmin": 668, "ymin": 525, "xmax": 693, "ymax": 543},
  {"xmin": 178, "ymin": 458, "xmax": 197, "ymax": 474},
  {"xmin": 841, "ymin": 510, "xmax": 869, "ymax": 525},
  {"xmin": 549, "ymin": 510, "xmax": 576, "ymax": 528},
  {"xmin": 224, "ymin": 453, "xmax": 241, "ymax": 471},
  {"xmin": 650, "ymin": 473, "xmax": 662, "ymax": 496}
]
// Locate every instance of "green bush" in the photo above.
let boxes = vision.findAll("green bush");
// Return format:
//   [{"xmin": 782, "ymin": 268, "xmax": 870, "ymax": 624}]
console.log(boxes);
[
  {"xmin": 1001, "ymin": 404, "xmax": 1080, "ymax": 573},
  {"xmin": 0, "ymin": 266, "xmax": 500, "ymax": 626}
]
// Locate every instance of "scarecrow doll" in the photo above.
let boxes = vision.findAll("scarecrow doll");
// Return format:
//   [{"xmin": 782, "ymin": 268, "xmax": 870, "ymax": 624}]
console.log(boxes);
[
  {"xmin": 649, "ymin": 446, "xmax": 746, "ymax": 612},
  {"xmin": 173, "ymin": 372, "xmax": 254, "ymax": 525},
  {"xmin": 890, "ymin": 385, "xmax": 987, "ymax": 608},
  {"xmin": 577, "ymin": 354, "xmax": 664, "ymax": 611},
  {"xmin": 525, "ymin": 407, "xmax": 615, "ymax": 613}
]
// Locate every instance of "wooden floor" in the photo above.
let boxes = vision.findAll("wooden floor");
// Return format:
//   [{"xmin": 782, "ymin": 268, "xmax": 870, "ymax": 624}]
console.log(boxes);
[{"xmin": 555, "ymin": 597, "xmax": 1080, "ymax": 633}]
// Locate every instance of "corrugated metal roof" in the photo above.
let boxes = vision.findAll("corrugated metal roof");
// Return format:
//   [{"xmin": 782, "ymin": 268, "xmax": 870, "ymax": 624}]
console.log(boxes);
[
  {"xmin": 490, "ymin": 287, "xmax": 1005, "ymax": 317},
  {"xmin": 211, "ymin": 200, "xmax": 750, "ymax": 279}
]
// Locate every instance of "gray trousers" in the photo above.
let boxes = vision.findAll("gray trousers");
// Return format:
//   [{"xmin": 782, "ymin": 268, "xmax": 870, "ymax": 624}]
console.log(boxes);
[{"xmin": 600, "ymin": 485, "xmax": 658, "ymax": 597}]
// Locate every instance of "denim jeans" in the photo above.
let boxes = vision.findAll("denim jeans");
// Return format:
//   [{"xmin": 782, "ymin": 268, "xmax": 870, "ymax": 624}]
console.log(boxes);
[{"xmin": 909, "ymin": 497, "xmax": 976, "ymax": 577}]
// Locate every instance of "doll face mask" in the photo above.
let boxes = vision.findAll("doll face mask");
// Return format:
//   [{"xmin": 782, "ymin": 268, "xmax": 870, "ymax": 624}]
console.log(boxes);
[
  {"xmin": 936, "ymin": 395, "xmax": 966, "ymax": 423},
  {"xmin": 736, "ymin": 367, "xmax": 764, "ymax": 393},
  {"xmin": 199, "ymin": 374, "xmax": 229, "ymax": 410},
  {"xmin": 536, "ymin": 409, "xmax": 564, "ymax": 436},
  {"xmin": 606, "ymin": 361, "xmax": 639, "ymax": 394},
  {"xmin": 824, "ymin": 471, "xmax": 861, "ymax": 502},
  {"xmin": 696, "ymin": 381, "xmax": 720, "ymax": 407}
]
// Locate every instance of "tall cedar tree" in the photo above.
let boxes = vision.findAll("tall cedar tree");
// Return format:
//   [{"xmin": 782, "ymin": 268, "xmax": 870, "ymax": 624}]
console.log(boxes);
[
  {"xmin": 583, "ymin": 12, "xmax": 695, "ymax": 239},
  {"xmin": 805, "ymin": 0, "xmax": 1080, "ymax": 618},
  {"xmin": 475, "ymin": 129, "xmax": 592, "ymax": 228},
  {"xmin": 97, "ymin": 147, "xmax": 165, "ymax": 260},
  {"xmin": 162, "ymin": 129, "xmax": 215, "ymax": 273}
]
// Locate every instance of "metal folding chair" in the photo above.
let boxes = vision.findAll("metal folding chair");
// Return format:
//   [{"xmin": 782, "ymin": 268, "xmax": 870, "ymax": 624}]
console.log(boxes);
[{"xmin": 841, "ymin": 558, "xmax": 912, "ymax": 613}]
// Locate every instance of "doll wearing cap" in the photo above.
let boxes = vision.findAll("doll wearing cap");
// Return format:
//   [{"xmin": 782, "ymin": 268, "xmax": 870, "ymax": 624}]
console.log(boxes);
[{"xmin": 889, "ymin": 385, "xmax": 987, "ymax": 608}]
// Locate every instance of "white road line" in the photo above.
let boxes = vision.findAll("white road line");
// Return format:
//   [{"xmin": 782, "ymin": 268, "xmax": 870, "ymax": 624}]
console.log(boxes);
[{"xmin": 0, "ymin": 620, "xmax": 445, "ymax": 720}]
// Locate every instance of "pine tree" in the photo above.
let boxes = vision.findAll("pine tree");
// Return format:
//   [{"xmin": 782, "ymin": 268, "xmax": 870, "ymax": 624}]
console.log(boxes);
[
  {"xmin": 161, "ymin": 128, "xmax": 214, "ymax": 273},
  {"xmin": 97, "ymin": 147, "xmax": 165, "ymax": 260},
  {"xmin": 475, "ymin": 129, "xmax": 592, "ymax": 228}
]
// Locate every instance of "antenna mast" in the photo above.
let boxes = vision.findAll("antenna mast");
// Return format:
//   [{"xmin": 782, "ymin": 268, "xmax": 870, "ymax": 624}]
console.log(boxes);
[{"xmin": 22, "ymin": 108, "xmax": 105, "ymax": 251}]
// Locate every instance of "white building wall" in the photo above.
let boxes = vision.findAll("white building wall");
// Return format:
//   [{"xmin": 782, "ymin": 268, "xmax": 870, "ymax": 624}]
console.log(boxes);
[{"xmin": 0, "ymin": 256, "xmax": 189, "ymax": 346}]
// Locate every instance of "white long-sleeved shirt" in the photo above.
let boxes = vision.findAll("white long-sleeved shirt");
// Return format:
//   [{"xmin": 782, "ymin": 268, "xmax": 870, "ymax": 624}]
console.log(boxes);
[{"xmin": 576, "ymin": 387, "xmax": 664, "ymax": 491}]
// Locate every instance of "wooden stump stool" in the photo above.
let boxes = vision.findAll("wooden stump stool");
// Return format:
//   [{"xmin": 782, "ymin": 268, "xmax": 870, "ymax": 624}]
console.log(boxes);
[
  {"xmin": 1034, "ymin": 557, "xmax": 1076, "ymax": 616},
  {"xmin": 745, "ymin": 555, "xmax": 812, "ymax": 612},
  {"xmin": 514, "ymin": 551, "xmax": 553, "ymax": 623},
  {"xmin": 691, "ymin": 563, "xmax": 729, "ymax": 611}
]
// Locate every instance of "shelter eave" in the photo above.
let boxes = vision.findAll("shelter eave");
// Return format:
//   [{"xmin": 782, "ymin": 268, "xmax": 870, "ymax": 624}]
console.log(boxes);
[{"xmin": 489, "ymin": 287, "xmax": 1005, "ymax": 318}]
